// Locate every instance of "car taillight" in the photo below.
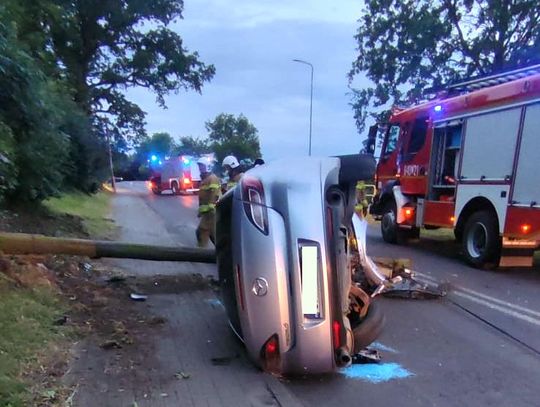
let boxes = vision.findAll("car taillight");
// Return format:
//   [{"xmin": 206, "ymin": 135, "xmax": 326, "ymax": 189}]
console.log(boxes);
[
  {"xmin": 260, "ymin": 334, "xmax": 280, "ymax": 373},
  {"xmin": 332, "ymin": 320, "xmax": 341, "ymax": 350},
  {"xmin": 241, "ymin": 177, "xmax": 268, "ymax": 235}
]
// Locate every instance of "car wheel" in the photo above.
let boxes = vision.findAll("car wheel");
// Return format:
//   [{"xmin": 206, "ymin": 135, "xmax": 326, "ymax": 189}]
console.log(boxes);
[
  {"xmin": 381, "ymin": 202, "xmax": 398, "ymax": 243},
  {"xmin": 152, "ymin": 187, "xmax": 161, "ymax": 195},
  {"xmin": 462, "ymin": 210, "xmax": 501, "ymax": 269},
  {"xmin": 171, "ymin": 181, "xmax": 179, "ymax": 195}
]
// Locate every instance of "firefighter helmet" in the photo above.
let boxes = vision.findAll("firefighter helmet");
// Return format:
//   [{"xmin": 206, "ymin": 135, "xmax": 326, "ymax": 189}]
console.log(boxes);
[
  {"xmin": 197, "ymin": 157, "xmax": 209, "ymax": 173},
  {"xmin": 222, "ymin": 155, "xmax": 240, "ymax": 169}
]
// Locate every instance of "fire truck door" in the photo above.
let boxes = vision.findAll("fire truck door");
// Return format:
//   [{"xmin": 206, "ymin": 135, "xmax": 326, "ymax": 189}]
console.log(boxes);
[
  {"xmin": 455, "ymin": 107, "xmax": 521, "ymax": 232},
  {"xmin": 428, "ymin": 120, "xmax": 462, "ymax": 201},
  {"xmin": 512, "ymin": 103, "xmax": 540, "ymax": 208}
]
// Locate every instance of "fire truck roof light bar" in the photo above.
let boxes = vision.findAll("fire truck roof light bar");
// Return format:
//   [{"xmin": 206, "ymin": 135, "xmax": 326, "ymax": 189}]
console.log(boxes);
[{"xmin": 446, "ymin": 64, "xmax": 540, "ymax": 94}]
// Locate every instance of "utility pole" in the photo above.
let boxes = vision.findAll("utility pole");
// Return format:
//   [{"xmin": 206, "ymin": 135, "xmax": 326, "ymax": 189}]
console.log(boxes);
[
  {"xmin": 106, "ymin": 133, "xmax": 116, "ymax": 193},
  {"xmin": 293, "ymin": 59, "xmax": 314, "ymax": 156}
]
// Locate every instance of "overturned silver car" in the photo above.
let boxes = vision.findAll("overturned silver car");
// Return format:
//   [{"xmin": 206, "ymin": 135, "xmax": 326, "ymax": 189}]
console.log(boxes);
[{"xmin": 216, "ymin": 155, "xmax": 385, "ymax": 375}]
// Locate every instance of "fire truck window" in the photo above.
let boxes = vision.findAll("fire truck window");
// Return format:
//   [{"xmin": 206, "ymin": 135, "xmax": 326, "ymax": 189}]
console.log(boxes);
[
  {"xmin": 383, "ymin": 125, "xmax": 400, "ymax": 157},
  {"xmin": 408, "ymin": 119, "xmax": 428, "ymax": 154}
]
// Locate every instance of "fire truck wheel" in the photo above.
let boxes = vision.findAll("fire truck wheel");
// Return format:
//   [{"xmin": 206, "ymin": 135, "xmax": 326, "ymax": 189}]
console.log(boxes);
[
  {"xmin": 462, "ymin": 210, "xmax": 501, "ymax": 269},
  {"xmin": 171, "ymin": 181, "xmax": 180, "ymax": 195},
  {"xmin": 381, "ymin": 202, "xmax": 398, "ymax": 244},
  {"xmin": 151, "ymin": 187, "xmax": 161, "ymax": 195}
]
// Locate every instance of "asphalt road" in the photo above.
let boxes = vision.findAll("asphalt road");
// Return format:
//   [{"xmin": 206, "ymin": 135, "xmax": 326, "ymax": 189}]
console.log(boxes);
[{"xmin": 113, "ymin": 181, "xmax": 540, "ymax": 407}]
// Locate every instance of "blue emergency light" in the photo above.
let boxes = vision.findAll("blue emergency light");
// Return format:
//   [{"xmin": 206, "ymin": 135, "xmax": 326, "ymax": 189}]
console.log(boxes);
[{"xmin": 151, "ymin": 154, "xmax": 158, "ymax": 162}]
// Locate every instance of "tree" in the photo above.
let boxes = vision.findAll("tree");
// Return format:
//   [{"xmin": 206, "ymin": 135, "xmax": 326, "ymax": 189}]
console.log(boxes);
[
  {"xmin": 135, "ymin": 132, "xmax": 176, "ymax": 164},
  {"xmin": 44, "ymin": 0, "xmax": 215, "ymax": 146},
  {"xmin": 205, "ymin": 114, "xmax": 262, "ymax": 164},
  {"xmin": 175, "ymin": 136, "xmax": 210, "ymax": 156},
  {"xmin": 349, "ymin": 0, "xmax": 540, "ymax": 137}
]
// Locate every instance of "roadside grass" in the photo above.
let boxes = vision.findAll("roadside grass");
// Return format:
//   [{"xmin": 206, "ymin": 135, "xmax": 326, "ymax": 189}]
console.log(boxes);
[
  {"xmin": 44, "ymin": 190, "xmax": 114, "ymax": 238},
  {"xmin": 0, "ymin": 189, "xmax": 114, "ymax": 405},
  {"xmin": 0, "ymin": 276, "xmax": 69, "ymax": 407},
  {"xmin": 419, "ymin": 227, "xmax": 455, "ymax": 241}
]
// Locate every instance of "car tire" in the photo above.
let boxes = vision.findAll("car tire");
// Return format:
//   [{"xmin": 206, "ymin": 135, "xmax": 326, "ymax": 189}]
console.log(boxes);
[
  {"xmin": 352, "ymin": 301, "xmax": 385, "ymax": 353},
  {"xmin": 171, "ymin": 181, "xmax": 179, "ymax": 195},
  {"xmin": 152, "ymin": 187, "xmax": 161, "ymax": 195},
  {"xmin": 381, "ymin": 202, "xmax": 398, "ymax": 244},
  {"xmin": 462, "ymin": 210, "xmax": 501, "ymax": 269}
]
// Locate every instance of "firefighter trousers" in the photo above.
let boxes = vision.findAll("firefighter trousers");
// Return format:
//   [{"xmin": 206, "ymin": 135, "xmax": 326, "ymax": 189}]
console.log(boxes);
[{"xmin": 196, "ymin": 212, "xmax": 216, "ymax": 248}]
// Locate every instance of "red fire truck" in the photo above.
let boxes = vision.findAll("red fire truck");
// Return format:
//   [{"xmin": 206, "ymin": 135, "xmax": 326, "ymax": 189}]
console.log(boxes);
[
  {"xmin": 369, "ymin": 65, "xmax": 540, "ymax": 268},
  {"xmin": 149, "ymin": 155, "xmax": 201, "ymax": 195}
]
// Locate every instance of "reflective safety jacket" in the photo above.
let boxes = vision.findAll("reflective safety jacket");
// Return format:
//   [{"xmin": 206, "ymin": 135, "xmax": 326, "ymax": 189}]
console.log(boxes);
[{"xmin": 198, "ymin": 173, "xmax": 221, "ymax": 216}]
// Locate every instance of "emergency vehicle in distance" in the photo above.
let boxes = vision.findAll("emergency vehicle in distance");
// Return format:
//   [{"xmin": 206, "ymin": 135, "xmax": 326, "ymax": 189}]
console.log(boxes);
[
  {"xmin": 149, "ymin": 154, "xmax": 213, "ymax": 195},
  {"xmin": 369, "ymin": 64, "xmax": 540, "ymax": 269}
]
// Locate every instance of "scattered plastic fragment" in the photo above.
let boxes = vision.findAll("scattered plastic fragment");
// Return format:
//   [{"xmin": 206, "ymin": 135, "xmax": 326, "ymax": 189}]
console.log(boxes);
[{"xmin": 130, "ymin": 293, "xmax": 147, "ymax": 301}]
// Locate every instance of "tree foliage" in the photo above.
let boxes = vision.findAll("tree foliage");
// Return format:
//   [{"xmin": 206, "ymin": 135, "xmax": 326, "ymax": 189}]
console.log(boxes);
[
  {"xmin": 44, "ymin": 0, "xmax": 216, "ymax": 145},
  {"xmin": 0, "ymin": 17, "xmax": 75, "ymax": 202},
  {"xmin": 349, "ymin": 0, "xmax": 540, "ymax": 135},
  {"xmin": 176, "ymin": 136, "xmax": 211, "ymax": 156},
  {"xmin": 205, "ymin": 113, "xmax": 262, "ymax": 164},
  {"xmin": 0, "ymin": 0, "xmax": 215, "ymax": 203}
]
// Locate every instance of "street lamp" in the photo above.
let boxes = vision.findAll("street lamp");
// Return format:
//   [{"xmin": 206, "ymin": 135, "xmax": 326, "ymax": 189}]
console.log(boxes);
[{"xmin": 293, "ymin": 59, "xmax": 314, "ymax": 156}]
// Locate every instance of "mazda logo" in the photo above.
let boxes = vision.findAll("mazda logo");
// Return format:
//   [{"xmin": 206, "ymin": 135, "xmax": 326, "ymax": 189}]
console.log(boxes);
[{"xmin": 252, "ymin": 278, "xmax": 268, "ymax": 297}]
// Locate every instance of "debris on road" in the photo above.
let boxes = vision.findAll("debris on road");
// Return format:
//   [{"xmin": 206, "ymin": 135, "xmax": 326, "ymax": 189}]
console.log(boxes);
[
  {"xmin": 354, "ymin": 216, "xmax": 445, "ymax": 300},
  {"xmin": 107, "ymin": 274, "xmax": 127, "ymax": 283},
  {"xmin": 211, "ymin": 354, "xmax": 240, "ymax": 366},
  {"xmin": 130, "ymin": 293, "xmax": 147, "ymax": 301},
  {"xmin": 377, "ymin": 276, "xmax": 446, "ymax": 300},
  {"xmin": 352, "ymin": 349, "xmax": 382, "ymax": 364},
  {"xmin": 175, "ymin": 371, "xmax": 191, "ymax": 380},
  {"xmin": 100, "ymin": 340, "xmax": 122, "ymax": 350},
  {"xmin": 211, "ymin": 356, "xmax": 232, "ymax": 366},
  {"xmin": 147, "ymin": 316, "xmax": 167, "ymax": 325}
]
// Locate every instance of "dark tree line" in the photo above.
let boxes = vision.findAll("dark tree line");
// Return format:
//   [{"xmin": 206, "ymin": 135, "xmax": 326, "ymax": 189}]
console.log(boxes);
[{"xmin": 0, "ymin": 0, "xmax": 214, "ymax": 203}]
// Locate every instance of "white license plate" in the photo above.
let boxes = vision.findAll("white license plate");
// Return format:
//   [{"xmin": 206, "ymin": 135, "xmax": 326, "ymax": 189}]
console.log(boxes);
[{"xmin": 300, "ymin": 246, "xmax": 320, "ymax": 318}]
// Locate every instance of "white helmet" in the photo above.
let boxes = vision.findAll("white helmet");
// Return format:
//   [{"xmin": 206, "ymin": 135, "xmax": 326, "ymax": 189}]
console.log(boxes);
[
  {"xmin": 222, "ymin": 155, "xmax": 240, "ymax": 169},
  {"xmin": 197, "ymin": 157, "xmax": 209, "ymax": 172}
]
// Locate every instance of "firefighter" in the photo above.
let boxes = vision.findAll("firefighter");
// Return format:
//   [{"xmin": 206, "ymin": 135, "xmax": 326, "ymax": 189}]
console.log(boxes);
[
  {"xmin": 196, "ymin": 158, "xmax": 221, "ymax": 248},
  {"xmin": 355, "ymin": 180, "xmax": 370, "ymax": 218},
  {"xmin": 222, "ymin": 155, "xmax": 244, "ymax": 191}
]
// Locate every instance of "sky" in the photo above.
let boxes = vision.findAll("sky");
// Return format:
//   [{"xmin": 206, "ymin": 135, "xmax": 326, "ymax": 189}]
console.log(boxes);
[{"xmin": 127, "ymin": 0, "xmax": 368, "ymax": 161}]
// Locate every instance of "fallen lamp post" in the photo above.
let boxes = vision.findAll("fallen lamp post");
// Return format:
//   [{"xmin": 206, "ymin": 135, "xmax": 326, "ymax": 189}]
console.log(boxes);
[{"xmin": 0, "ymin": 232, "xmax": 216, "ymax": 264}]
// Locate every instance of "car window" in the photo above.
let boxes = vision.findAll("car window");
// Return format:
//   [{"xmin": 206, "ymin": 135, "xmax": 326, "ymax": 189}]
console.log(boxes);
[
  {"xmin": 383, "ymin": 125, "xmax": 400, "ymax": 157},
  {"xmin": 408, "ymin": 119, "xmax": 428, "ymax": 154}
]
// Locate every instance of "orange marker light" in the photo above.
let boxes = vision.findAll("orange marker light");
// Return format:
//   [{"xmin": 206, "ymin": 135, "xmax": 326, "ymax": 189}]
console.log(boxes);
[
  {"xmin": 402, "ymin": 208, "xmax": 414, "ymax": 220},
  {"xmin": 521, "ymin": 224, "xmax": 531, "ymax": 234},
  {"xmin": 183, "ymin": 178, "xmax": 191, "ymax": 185},
  {"xmin": 450, "ymin": 216, "xmax": 455, "ymax": 222}
]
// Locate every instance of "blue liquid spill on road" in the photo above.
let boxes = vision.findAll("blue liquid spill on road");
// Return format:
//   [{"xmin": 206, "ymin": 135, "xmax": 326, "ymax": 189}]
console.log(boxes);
[
  {"xmin": 369, "ymin": 342, "xmax": 398, "ymax": 353},
  {"xmin": 340, "ymin": 363, "xmax": 413, "ymax": 383},
  {"xmin": 205, "ymin": 298, "xmax": 224, "ymax": 308}
]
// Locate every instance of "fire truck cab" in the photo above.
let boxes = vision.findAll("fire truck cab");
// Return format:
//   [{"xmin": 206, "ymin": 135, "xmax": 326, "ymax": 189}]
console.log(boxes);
[{"xmin": 370, "ymin": 65, "xmax": 540, "ymax": 268}]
